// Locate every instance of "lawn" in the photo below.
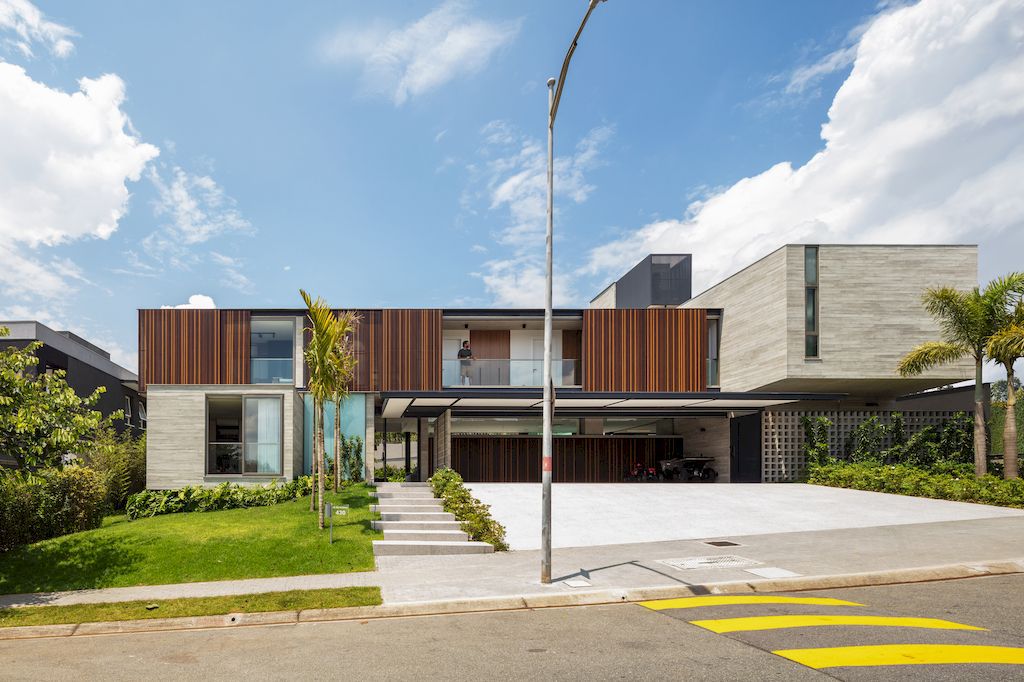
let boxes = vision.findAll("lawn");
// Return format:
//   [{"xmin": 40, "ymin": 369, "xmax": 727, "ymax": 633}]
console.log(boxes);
[
  {"xmin": 0, "ymin": 587, "xmax": 382, "ymax": 628},
  {"xmin": 0, "ymin": 484, "xmax": 380, "ymax": 595}
]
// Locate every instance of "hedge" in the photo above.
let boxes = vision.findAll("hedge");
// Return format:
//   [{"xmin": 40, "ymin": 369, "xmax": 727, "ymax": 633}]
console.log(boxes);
[
  {"xmin": 0, "ymin": 466, "xmax": 107, "ymax": 552},
  {"xmin": 990, "ymin": 404, "xmax": 1024, "ymax": 455},
  {"xmin": 430, "ymin": 469, "xmax": 509, "ymax": 551},
  {"xmin": 808, "ymin": 461, "xmax": 1024, "ymax": 508},
  {"xmin": 126, "ymin": 477, "xmax": 314, "ymax": 520}
]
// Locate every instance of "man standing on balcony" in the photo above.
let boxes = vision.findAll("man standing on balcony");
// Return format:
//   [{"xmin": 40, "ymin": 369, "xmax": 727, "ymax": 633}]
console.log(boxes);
[{"xmin": 458, "ymin": 340, "xmax": 474, "ymax": 386}]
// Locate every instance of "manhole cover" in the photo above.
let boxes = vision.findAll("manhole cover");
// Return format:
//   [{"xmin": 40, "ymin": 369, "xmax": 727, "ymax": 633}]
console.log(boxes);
[
  {"xmin": 657, "ymin": 555, "xmax": 762, "ymax": 571},
  {"xmin": 704, "ymin": 540, "xmax": 740, "ymax": 547}
]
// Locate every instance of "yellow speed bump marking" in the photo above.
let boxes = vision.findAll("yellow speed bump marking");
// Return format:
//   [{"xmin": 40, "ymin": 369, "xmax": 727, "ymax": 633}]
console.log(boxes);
[
  {"xmin": 774, "ymin": 644, "xmax": 1024, "ymax": 669},
  {"xmin": 637, "ymin": 596, "xmax": 863, "ymax": 611},
  {"xmin": 691, "ymin": 614, "xmax": 986, "ymax": 634}
]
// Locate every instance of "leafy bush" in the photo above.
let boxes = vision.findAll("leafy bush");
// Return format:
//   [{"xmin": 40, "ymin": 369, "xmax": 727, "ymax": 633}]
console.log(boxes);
[
  {"xmin": 344, "ymin": 436, "xmax": 364, "ymax": 482},
  {"xmin": 800, "ymin": 416, "xmax": 832, "ymax": 467},
  {"xmin": 125, "ymin": 476, "xmax": 313, "ymax": 520},
  {"xmin": 374, "ymin": 465, "xmax": 407, "ymax": 483},
  {"xmin": 0, "ymin": 466, "xmax": 107, "ymax": 552},
  {"xmin": 429, "ymin": 468, "xmax": 509, "ymax": 551},
  {"xmin": 808, "ymin": 461, "xmax": 1024, "ymax": 508},
  {"xmin": 81, "ymin": 426, "xmax": 146, "ymax": 511}
]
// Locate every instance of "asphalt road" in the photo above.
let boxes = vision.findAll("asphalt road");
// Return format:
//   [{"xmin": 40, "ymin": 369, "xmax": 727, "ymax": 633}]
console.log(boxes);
[{"xmin": 1, "ymin": 575, "xmax": 1023, "ymax": 681}]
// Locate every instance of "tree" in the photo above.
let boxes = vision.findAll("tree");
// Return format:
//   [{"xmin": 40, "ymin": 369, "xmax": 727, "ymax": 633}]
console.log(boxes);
[
  {"xmin": 0, "ymin": 328, "xmax": 111, "ymax": 469},
  {"xmin": 988, "ymin": 303, "xmax": 1024, "ymax": 479},
  {"xmin": 991, "ymin": 377, "xmax": 1022, "ymax": 404},
  {"xmin": 898, "ymin": 274, "xmax": 1024, "ymax": 477},
  {"xmin": 300, "ymin": 290, "xmax": 343, "ymax": 529},
  {"xmin": 332, "ymin": 311, "xmax": 359, "ymax": 493}
]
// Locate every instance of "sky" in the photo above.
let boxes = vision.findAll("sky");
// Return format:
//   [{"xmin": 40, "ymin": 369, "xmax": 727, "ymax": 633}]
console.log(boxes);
[{"xmin": 1, "ymin": 0, "xmax": 1023, "ymax": 374}]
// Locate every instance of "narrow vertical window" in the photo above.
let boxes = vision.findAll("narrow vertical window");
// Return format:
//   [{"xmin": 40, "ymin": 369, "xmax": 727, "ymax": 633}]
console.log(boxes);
[
  {"xmin": 124, "ymin": 396, "xmax": 132, "ymax": 426},
  {"xmin": 805, "ymin": 246, "xmax": 819, "ymax": 358},
  {"xmin": 707, "ymin": 316, "xmax": 720, "ymax": 387}
]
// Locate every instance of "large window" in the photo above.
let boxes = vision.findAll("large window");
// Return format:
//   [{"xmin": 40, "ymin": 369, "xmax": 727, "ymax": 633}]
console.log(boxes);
[
  {"xmin": 207, "ymin": 395, "xmax": 282, "ymax": 475},
  {"xmin": 707, "ymin": 315, "xmax": 720, "ymax": 387},
  {"xmin": 251, "ymin": 318, "xmax": 294, "ymax": 384},
  {"xmin": 804, "ymin": 246, "xmax": 819, "ymax": 358}
]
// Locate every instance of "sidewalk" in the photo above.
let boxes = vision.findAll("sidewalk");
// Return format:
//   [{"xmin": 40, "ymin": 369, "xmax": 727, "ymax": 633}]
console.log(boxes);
[{"xmin": 3, "ymin": 515, "xmax": 1024, "ymax": 610}]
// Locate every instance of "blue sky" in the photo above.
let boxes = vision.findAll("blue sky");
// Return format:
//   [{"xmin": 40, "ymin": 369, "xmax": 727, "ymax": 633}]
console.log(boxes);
[{"xmin": 1, "ymin": 0, "xmax": 1023, "ymax": 371}]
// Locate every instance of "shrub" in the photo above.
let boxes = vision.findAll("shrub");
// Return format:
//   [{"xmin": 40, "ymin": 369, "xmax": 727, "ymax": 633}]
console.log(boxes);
[
  {"xmin": 80, "ymin": 426, "xmax": 146, "ymax": 511},
  {"xmin": 800, "ymin": 416, "xmax": 832, "ymax": 468},
  {"xmin": 429, "ymin": 468, "xmax": 509, "ymax": 551},
  {"xmin": 808, "ymin": 461, "xmax": 1024, "ymax": 509},
  {"xmin": 125, "ymin": 476, "xmax": 313, "ymax": 520},
  {"xmin": 0, "ymin": 466, "xmax": 107, "ymax": 552},
  {"xmin": 374, "ymin": 465, "xmax": 407, "ymax": 483}
]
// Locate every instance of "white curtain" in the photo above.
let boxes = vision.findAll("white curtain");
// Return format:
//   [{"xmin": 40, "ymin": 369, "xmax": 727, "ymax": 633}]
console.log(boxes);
[{"xmin": 246, "ymin": 397, "xmax": 281, "ymax": 474}]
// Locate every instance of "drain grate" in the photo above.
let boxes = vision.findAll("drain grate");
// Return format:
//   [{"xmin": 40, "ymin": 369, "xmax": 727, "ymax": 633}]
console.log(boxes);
[
  {"xmin": 657, "ymin": 555, "xmax": 762, "ymax": 571},
  {"xmin": 704, "ymin": 540, "xmax": 740, "ymax": 547}
]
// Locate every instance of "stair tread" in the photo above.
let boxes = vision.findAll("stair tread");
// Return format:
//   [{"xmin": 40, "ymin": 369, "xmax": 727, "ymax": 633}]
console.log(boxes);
[{"xmin": 373, "ymin": 540, "xmax": 492, "ymax": 547}]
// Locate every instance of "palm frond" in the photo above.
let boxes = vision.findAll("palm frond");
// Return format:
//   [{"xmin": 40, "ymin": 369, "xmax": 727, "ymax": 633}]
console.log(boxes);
[
  {"xmin": 921, "ymin": 286, "xmax": 984, "ymax": 351},
  {"xmin": 987, "ymin": 324, "xmax": 1024, "ymax": 365},
  {"xmin": 898, "ymin": 341, "xmax": 969, "ymax": 377}
]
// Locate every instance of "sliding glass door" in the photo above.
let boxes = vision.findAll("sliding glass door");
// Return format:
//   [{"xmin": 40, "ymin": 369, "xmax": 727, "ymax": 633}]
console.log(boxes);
[{"xmin": 207, "ymin": 395, "xmax": 282, "ymax": 476}]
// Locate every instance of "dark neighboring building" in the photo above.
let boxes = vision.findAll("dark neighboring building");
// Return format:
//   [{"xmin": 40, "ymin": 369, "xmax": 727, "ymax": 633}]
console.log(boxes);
[
  {"xmin": 2, "ymin": 321, "xmax": 145, "ymax": 435},
  {"xmin": 590, "ymin": 254, "xmax": 693, "ymax": 309}
]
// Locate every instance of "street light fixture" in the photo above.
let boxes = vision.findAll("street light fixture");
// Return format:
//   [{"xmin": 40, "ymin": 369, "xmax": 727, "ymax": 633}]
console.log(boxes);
[{"xmin": 542, "ymin": 0, "xmax": 608, "ymax": 585}]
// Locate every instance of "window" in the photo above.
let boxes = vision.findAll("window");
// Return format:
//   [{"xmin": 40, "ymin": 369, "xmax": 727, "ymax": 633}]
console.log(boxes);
[
  {"xmin": 707, "ymin": 316, "xmax": 720, "ymax": 387},
  {"xmin": 251, "ymin": 318, "xmax": 294, "ymax": 384},
  {"xmin": 207, "ymin": 395, "xmax": 282, "ymax": 475},
  {"xmin": 804, "ymin": 246, "xmax": 819, "ymax": 358},
  {"xmin": 124, "ymin": 397, "xmax": 132, "ymax": 426},
  {"xmin": 138, "ymin": 402, "xmax": 147, "ymax": 430}
]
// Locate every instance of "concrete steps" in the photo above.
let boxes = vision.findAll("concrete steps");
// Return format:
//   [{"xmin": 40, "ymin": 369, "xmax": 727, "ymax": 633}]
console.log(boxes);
[
  {"xmin": 372, "ymin": 520, "xmax": 463, "ymax": 531},
  {"xmin": 383, "ymin": 529, "xmax": 469, "ymax": 542},
  {"xmin": 371, "ymin": 483, "xmax": 495, "ymax": 556},
  {"xmin": 372, "ymin": 541, "xmax": 494, "ymax": 556}
]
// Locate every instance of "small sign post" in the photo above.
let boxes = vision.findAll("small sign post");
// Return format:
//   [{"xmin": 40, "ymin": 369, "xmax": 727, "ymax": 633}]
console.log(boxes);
[{"xmin": 325, "ymin": 502, "xmax": 333, "ymax": 544}]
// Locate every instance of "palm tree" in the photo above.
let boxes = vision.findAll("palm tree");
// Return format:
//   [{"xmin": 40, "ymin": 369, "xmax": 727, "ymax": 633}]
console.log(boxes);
[
  {"xmin": 331, "ymin": 311, "xmax": 359, "ymax": 492},
  {"xmin": 988, "ymin": 301, "xmax": 1024, "ymax": 479},
  {"xmin": 899, "ymin": 274, "xmax": 1024, "ymax": 477},
  {"xmin": 301, "ymin": 289, "xmax": 343, "ymax": 529}
]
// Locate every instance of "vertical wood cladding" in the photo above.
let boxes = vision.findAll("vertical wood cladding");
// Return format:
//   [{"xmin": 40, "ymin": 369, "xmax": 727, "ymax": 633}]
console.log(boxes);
[
  {"xmin": 381, "ymin": 309, "xmax": 442, "ymax": 391},
  {"xmin": 450, "ymin": 436, "xmax": 683, "ymax": 482},
  {"xmin": 583, "ymin": 308, "xmax": 707, "ymax": 392},
  {"xmin": 469, "ymin": 330, "xmax": 510, "ymax": 359},
  {"xmin": 302, "ymin": 310, "xmax": 382, "ymax": 391},
  {"xmin": 139, "ymin": 310, "xmax": 250, "ymax": 392}
]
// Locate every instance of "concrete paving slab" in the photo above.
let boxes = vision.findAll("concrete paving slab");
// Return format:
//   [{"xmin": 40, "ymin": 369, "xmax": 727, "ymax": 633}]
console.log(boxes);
[{"xmin": 466, "ymin": 483, "xmax": 1024, "ymax": 550}]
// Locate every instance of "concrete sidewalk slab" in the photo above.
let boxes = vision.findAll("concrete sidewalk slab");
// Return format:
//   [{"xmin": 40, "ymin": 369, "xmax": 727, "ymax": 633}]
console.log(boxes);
[{"xmin": 465, "ymin": 483, "xmax": 1024, "ymax": 550}]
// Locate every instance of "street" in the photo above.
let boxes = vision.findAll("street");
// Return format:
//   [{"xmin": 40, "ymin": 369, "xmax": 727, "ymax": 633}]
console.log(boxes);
[{"xmin": 2, "ymin": 574, "xmax": 1023, "ymax": 680}]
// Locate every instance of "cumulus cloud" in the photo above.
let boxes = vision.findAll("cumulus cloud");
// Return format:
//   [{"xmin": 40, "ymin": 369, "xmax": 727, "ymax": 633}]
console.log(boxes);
[
  {"xmin": 466, "ymin": 121, "xmax": 612, "ymax": 306},
  {"xmin": 161, "ymin": 294, "xmax": 216, "ymax": 309},
  {"xmin": 586, "ymin": 0, "xmax": 1024, "ymax": 295},
  {"xmin": 320, "ymin": 0, "xmax": 521, "ymax": 105},
  {"xmin": 0, "ymin": 0, "xmax": 76, "ymax": 58},
  {"xmin": 0, "ymin": 62, "xmax": 159, "ymax": 299}
]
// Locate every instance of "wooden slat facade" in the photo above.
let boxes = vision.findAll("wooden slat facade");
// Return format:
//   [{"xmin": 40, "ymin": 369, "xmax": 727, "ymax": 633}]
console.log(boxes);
[
  {"xmin": 138, "ymin": 309, "xmax": 250, "ymax": 392},
  {"xmin": 381, "ymin": 309, "xmax": 442, "ymax": 391},
  {"xmin": 303, "ymin": 309, "xmax": 383, "ymax": 392},
  {"xmin": 450, "ymin": 436, "xmax": 684, "ymax": 482},
  {"xmin": 582, "ymin": 308, "xmax": 707, "ymax": 392},
  {"xmin": 469, "ymin": 329, "xmax": 510, "ymax": 359}
]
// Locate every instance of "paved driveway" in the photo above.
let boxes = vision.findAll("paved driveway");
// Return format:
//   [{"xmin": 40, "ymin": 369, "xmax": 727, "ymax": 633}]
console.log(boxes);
[{"xmin": 465, "ymin": 483, "xmax": 1024, "ymax": 550}]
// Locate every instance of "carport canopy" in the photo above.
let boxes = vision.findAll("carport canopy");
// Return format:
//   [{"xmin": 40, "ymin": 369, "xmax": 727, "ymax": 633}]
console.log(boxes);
[{"xmin": 381, "ymin": 390, "xmax": 847, "ymax": 418}]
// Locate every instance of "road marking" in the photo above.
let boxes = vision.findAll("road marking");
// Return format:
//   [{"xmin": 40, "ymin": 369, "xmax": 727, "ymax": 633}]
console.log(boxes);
[
  {"xmin": 774, "ymin": 644, "xmax": 1024, "ymax": 669},
  {"xmin": 691, "ymin": 614, "xmax": 986, "ymax": 634},
  {"xmin": 637, "ymin": 595, "xmax": 863, "ymax": 611}
]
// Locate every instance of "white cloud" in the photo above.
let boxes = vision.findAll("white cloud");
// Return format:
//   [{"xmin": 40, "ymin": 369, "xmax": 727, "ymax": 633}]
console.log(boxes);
[
  {"xmin": 0, "ymin": 0, "xmax": 76, "ymax": 58},
  {"xmin": 320, "ymin": 0, "xmax": 521, "ymax": 105},
  {"xmin": 149, "ymin": 166, "xmax": 252, "ymax": 246},
  {"xmin": 466, "ymin": 121, "xmax": 613, "ymax": 306},
  {"xmin": 209, "ymin": 251, "xmax": 254, "ymax": 293},
  {"xmin": 161, "ymin": 294, "xmax": 216, "ymax": 310},
  {"xmin": 586, "ymin": 0, "xmax": 1024, "ymax": 295},
  {"xmin": 0, "ymin": 63, "xmax": 159, "ymax": 300}
]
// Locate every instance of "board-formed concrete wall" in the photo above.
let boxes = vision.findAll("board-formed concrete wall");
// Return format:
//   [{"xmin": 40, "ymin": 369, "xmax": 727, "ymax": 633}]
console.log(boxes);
[
  {"xmin": 146, "ymin": 385, "xmax": 302, "ymax": 489},
  {"xmin": 685, "ymin": 244, "xmax": 977, "ymax": 396}
]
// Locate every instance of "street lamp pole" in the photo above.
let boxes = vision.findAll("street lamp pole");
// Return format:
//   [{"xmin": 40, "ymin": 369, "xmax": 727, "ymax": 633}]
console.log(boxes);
[{"xmin": 542, "ymin": 0, "xmax": 606, "ymax": 585}]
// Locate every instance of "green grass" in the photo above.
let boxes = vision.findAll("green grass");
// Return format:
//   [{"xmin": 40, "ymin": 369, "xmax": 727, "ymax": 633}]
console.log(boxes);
[
  {"xmin": 0, "ymin": 586, "xmax": 382, "ymax": 628},
  {"xmin": 0, "ymin": 484, "xmax": 380, "ymax": 595}
]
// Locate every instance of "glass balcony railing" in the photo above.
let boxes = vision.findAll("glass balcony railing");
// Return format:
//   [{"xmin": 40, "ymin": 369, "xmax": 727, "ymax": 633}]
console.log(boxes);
[
  {"xmin": 251, "ymin": 358, "xmax": 293, "ymax": 384},
  {"xmin": 442, "ymin": 358, "xmax": 579, "ymax": 387}
]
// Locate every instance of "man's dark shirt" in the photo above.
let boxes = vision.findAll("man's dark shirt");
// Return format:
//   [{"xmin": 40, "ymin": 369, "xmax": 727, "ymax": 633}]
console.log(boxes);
[{"xmin": 458, "ymin": 347, "xmax": 472, "ymax": 365}]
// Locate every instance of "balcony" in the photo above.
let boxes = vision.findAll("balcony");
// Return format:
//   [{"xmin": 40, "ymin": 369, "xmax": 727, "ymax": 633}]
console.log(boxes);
[
  {"xmin": 251, "ymin": 357, "xmax": 293, "ymax": 384},
  {"xmin": 443, "ymin": 358, "xmax": 579, "ymax": 388}
]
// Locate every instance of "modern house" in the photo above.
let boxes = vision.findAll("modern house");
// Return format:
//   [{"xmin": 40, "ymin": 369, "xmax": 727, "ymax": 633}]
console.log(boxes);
[
  {"xmin": 140, "ymin": 244, "xmax": 977, "ymax": 489},
  {"xmin": 1, "ymin": 320, "xmax": 146, "ymax": 435}
]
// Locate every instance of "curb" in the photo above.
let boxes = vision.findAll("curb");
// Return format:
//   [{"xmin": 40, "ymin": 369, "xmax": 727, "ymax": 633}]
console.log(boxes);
[{"xmin": 3, "ymin": 557, "xmax": 1023, "ymax": 640}]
